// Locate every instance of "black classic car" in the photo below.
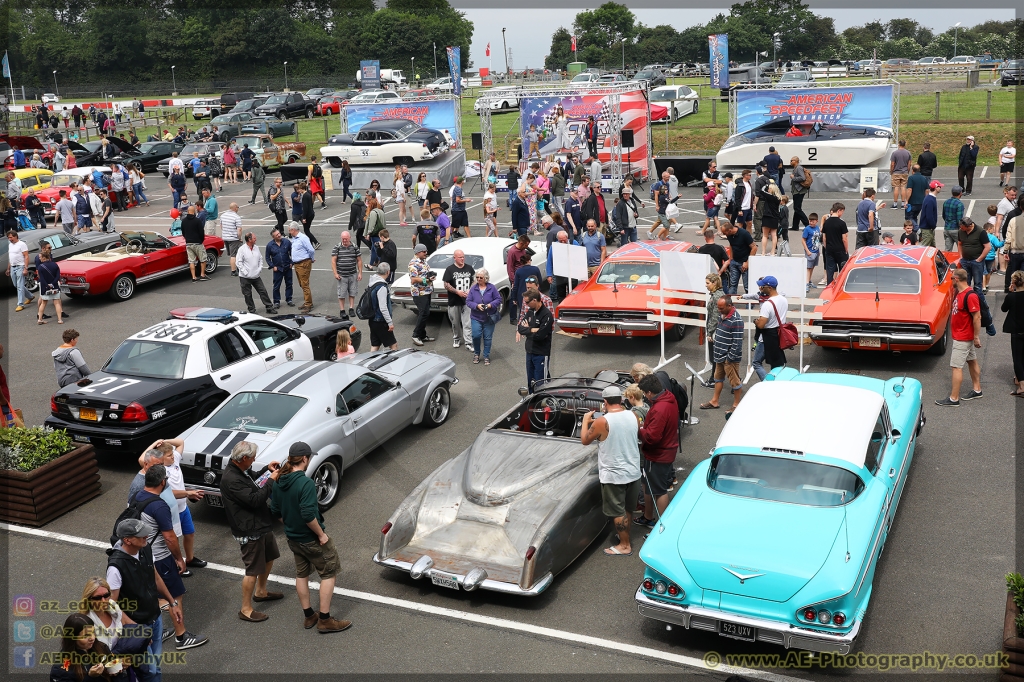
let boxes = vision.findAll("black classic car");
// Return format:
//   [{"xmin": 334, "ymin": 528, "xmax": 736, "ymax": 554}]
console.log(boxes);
[
  {"xmin": 322, "ymin": 119, "xmax": 450, "ymax": 167},
  {"xmin": 71, "ymin": 137, "xmax": 140, "ymax": 167},
  {"xmin": 132, "ymin": 141, "xmax": 185, "ymax": 173}
]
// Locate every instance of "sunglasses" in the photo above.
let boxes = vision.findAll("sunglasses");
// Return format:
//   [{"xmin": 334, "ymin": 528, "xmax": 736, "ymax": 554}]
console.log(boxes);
[{"xmin": 90, "ymin": 592, "xmax": 110, "ymax": 600}]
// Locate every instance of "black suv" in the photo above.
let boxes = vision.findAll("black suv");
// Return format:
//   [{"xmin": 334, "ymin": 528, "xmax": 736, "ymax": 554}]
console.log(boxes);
[
  {"xmin": 220, "ymin": 92, "xmax": 257, "ymax": 113},
  {"xmin": 1001, "ymin": 60, "xmax": 1023, "ymax": 87},
  {"xmin": 254, "ymin": 92, "xmax": 315, "ymax": 119}
]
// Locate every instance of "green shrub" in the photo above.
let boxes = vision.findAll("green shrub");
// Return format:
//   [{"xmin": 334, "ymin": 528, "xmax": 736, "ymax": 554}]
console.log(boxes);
[
  {"xmin": 1007, "ymin": 573, "xmax": 1024, "ymax": 635},
  {"xmin": 0, "ymin": 427, "xmax": 75, "ymax": 472}
]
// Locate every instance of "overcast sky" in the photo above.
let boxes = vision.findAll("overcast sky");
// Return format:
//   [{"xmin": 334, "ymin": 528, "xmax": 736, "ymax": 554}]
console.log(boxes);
[{"xmin": 459, "ymin": 8, "xmax": 1017, "ymax": 71}]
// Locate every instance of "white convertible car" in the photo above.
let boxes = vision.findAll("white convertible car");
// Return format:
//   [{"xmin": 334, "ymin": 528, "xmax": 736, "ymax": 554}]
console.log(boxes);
[
  {"xmin": 320, "ymin": 118, "xmax": 449, "ymax": 167},
  {"xmin": 392, "ymin": 238, "xmax": 547, "ymax": 314}
]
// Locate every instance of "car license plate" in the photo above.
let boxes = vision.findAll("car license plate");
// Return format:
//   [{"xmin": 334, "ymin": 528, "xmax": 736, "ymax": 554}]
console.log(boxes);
[
  {"xmin": 60, "ymin": 285, "xmax": 71, "ymax": 294},
  {"xmin": 79, "ymin": 407, "xmax": 98, "ymax": 421},
  {"xmin": 204, "ymin": 494, "xmax": 224, "ymax": 508},
  {"xmin": 73, "ymin": 434, "xmax": 90, "ymax": 443},
  {"xmin": 430, "ymin": 573, "xmax": 460, "ymax": 590},
  {"xmin": 859, "ymin": 337, "xmax": 882, "ymax": 348},
  {"xmin": 596, "ymin": 324, "xmax": 616, "ymax": 335},
  {"xmin": 719, "ymin": 621, "xmax": 756, "ymax": 641}
]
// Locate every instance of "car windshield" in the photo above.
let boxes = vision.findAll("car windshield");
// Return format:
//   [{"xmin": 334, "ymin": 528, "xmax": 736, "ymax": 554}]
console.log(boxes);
[
  {"xmin": 843, "ymin": 267, "xmax": 921, "ymax": 294},
  {"xmin": 709, "ymin": 454, "xmax": 864, "ymax": 506},
  {"xmin": 137, "ymin": 142, "xmax": 163, "ymax": 153},
  {"xmin": 181, "ymin": 144, "xmax": 209, "ymax": 156},
  {"xmin": 571, "ymin": 74, "xmax": 592, "ymax": 82},
  {"xmin": 211, "ymin": 115, "xmax": 234, "ymax": 124},
  {"xmin": 53, "ymin": 173, "xmax": 89, "ymax": 187},
  {"xmin": 596, "ymin": 261, "xmax": 660, "ymax": 285},
  {"xmin": 1008, "ymin": 61, "xmax": 1022, "ymax": 68},
  {"xmin": 205, "ymin": 392, "xmax": 306, "ymax": 433},
  {"xmin": 781, "ymin": 72, "xmax": 808, "ymax": 81},
  {"xmin": 103, "ymin": 340, "xmax": 188, "ymax": 380},
  {"xmin": 650, "ymin": 90, "xmax": 680, "ymax": 101},
  {"xmin": 263, "ymin": 95, "xmax": 287, "ymax": 105},
  {"xmin": 426, "ymin": 253, "xmax": 485, "ymax": 270},
  {"xmin": 234, "ymin": 136, "xmax": 263, "ymax": 149},
  {"xmin": 637, "ymin": 71, "xmax": 655, "ymax": 78}
]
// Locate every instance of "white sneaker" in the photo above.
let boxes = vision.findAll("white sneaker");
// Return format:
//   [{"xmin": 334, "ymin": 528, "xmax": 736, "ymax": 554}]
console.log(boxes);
[
  {"xmin": 453, "ymin": 339, "xmax": 460, "ymax": 348},
  {"xmin": 817, "ymin": 278, "xmax": 827, "ymax": 286},
  {"xmin": 412, "ymin": 337, "xmax": 424, "ymax": 347}
]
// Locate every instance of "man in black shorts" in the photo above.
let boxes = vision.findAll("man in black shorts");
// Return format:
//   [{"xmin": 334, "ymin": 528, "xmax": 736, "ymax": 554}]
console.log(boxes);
[
  {"xmin": 367, "ymin": 263, "xmax": 398, "ymax": 350},
  {"xmin": 450, "ymin": 176, "xmax": 472, "ymax": 238}
]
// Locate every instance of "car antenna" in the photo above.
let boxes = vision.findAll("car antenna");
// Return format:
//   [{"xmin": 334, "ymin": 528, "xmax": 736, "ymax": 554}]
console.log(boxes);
[{"xmin": 841, "ymin": 491, "xmax": 851, "ymax": 562}]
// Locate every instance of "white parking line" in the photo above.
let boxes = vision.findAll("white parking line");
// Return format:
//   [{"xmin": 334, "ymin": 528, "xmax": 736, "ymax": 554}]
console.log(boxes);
[
  {"xmin": 980, "ymin": 166, "xmax": 988, "ymax": 178},
  {"xmin": 967, "ymin": 199, "xmax": 976, "ymax": 217},
  {"xmin": 1, "ymin": 522, "xmax": 798, "ymax": 682}
]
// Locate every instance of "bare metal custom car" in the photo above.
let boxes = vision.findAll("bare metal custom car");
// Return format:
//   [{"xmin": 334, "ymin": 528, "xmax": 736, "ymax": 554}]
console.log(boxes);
[
  {"xmin": 374, "ymin": 370, "xmax": 632, "ymax": 595},
  {"xmin": 180, "ymin": 349, "xmax": 457, "ymax": 509}
]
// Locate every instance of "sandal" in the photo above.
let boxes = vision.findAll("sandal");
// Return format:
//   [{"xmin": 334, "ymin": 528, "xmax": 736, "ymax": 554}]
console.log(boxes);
[
  {"xmin": 604, "ymin": 546, "xmax": 633, "ymax": 556},
  {"xmin": 699, "ymin": 401, "xmax": 719, "ymax": 410},
  {"xmin": 37, "ymin": 319, "xmax": 46, "ymax": 325},
  {"xmin": 473, "ymin": 355, "xmax": 480, "ymax": 364},
  {"xmin": 483, "ymin": 358, "xmax": 490, "ymax": 366},
  {"xmin": 1012, "ymin": 390, "xmax": 1024, "ymax": 397}
]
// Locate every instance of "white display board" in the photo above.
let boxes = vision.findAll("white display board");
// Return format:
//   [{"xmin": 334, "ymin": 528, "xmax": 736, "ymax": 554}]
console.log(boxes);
[
  {"xmin": 660, "ymin": 251, "xmax": 715, "ymax": 292},
  {"xmin": 746, "ymin": 255, "xmax": 806, "ymax": 299},
  {"xmin": 860, "ymin": 167, "xmax": 878, "ymax": 193},
  {"xmin": 550, "ymin": 243, "xmax": 589, "ymax": 280}
]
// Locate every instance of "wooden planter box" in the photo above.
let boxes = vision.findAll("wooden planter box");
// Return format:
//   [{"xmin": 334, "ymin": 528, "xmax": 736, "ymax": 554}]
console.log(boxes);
[
  {"xmin": 1003, "ymin": 591, "xmax": 1024, "ymax": 681},
  {"xmin": 0, "ymin": 445, "xmax": 101, "ymax": 527}
]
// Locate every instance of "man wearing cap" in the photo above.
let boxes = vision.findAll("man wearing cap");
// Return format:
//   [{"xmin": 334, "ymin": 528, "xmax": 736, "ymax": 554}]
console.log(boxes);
[
  {"xmin": 518, "ymin": 289, "xmax": 553, "ymax": 391},
  {"xmin": 221, "ymin": 441, "xmax": 284, "ymax": 623},
  {"xmin": 615, "ymin": 185, "xmax": 640, "ymax": 243},
  {"xmin": 748, "ymin": 275, "xmax": 788, "ymax": 380},
  {"xmin": 958, "ymin": 217, "xmax": 998, "ymax": 336},
  {"xmin": 943, "ymin": 186, "xmax": 966, "ymax": 251},
  {"xmin": 270, "ymin": 442, "xmax": 351, "ymax": 634},
  {"xmin": 918, "ymin": 180, "xmax": 942, "ymax": 247},
  {"xmin": 288, "ymin": 221, "xmax": 315, "ymax": 312},
  {"xmin": 958, "ymin": 135, "xmax": 979, "ymax": 196},
  {"xmin": 516, "ymin": 273, "xmax": 552, "ymax": 331},
  {"xmin": 563, "ymin": 188, "xmax": 582, "ymax": 240},
  {"xmin": 762, "ymin": 146, "xmax": 783, "ymax": 184},
  {"xmin": 580, "ymin": 383, "xmax": 642, "ymax": 556},
  {"xmin": 107, "ymin": 516, "xmax": 184, "ymax": 682},
  {"xmin": 442, "ymin": 249, "xmax": 474, "ymax": 348},
  {"xmin": 409, "ymin": 243, "xmax": 436, "ymax": 346},
  {"xmin": 428, "ymin": 203, "xmax": 451, "ymax": 247}
]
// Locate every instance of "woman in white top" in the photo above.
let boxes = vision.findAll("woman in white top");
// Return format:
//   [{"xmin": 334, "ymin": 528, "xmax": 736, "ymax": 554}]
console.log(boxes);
[
  {"xmin": 79, "ymin": 576, "xmax": 134, "ymax": 649},
  {"xmin": 554, "ymin": 105, "xmax": 569, "ymax": 151},
  {"xmin": 415, "ymin": 172, "xmax": 430, "ymax": 211},
  {"xmin": 394, "ymin": 170, "xmax": 408, "ymax": 225},
  {"xmin": 483, "ymin": 182, "xmax": 499, "ymax": 237}
]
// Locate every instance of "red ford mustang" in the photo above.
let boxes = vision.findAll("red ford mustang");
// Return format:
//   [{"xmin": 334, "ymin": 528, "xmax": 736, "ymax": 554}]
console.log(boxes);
[
  {"xmin": 555, "ymin": 240, "xmax": 696, "ymax": 340},
  {"xmin": 811, "ymin": 245, "xmax": 960, "ymax": 354},
  {"xmin": 58, "ymin": 230, "xmax": 224, "ymax": 302}
]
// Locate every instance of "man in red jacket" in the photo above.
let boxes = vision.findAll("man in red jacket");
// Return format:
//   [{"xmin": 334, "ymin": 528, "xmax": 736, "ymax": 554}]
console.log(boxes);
[{"xmin": 635, "ymin": 373, "xmax": 679, "ymax": 528}]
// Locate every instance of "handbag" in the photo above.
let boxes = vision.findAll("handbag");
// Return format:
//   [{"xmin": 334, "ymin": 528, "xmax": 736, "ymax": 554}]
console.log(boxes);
[
  {"xmin": 768, "ymin": 300, "xmax": 799, "ymax": 350},
  {"xmin": 665, "ymin": 203, "xmax": 680, "ymax": 219}
]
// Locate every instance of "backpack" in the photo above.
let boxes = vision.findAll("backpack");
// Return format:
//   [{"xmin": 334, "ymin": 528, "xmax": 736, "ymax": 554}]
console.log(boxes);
[
  {"xmin": 961, "ymin": 289, "xmax": 993, "ymax": 329},
  {"xmin": 356, "ymin": 281, "xmax": 387, "ymax": 320},
  {"xmin": 655, "ymin": 370, "xmax": 689, "ymax": 422},
  {"xmin": 801, "ymin": 168, "xmax": 813, "ymax": 188},
  {"xmin": 311, "ymin": 164, "xmax": 323, "ymax": 179},
  {"xmin": 75, "ymin": 193, "xmax": 89, "ymax": 215},
  {"xmin": 109, "ymin": 491, "xmax": 163, "ymax": 546}
]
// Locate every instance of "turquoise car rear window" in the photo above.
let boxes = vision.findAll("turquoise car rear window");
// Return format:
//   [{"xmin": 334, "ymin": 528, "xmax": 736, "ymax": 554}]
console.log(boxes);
[{"xmin": 708, "ymin": 454, "xmax": 864, "ymax": 506}]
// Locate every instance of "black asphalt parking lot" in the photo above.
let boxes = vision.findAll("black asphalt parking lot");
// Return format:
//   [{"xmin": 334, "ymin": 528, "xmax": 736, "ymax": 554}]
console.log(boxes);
[{"xmin": 3, "ymin": 165, "xmax": 1019, "ymax": 679}]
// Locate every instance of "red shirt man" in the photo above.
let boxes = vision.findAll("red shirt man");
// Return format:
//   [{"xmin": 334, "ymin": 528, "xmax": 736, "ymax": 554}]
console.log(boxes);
[
  {"xmin": 937, "ymin": 268, "xmax": 983, "ymax": 407},
  {"xmin": 636, "ymin": 374, "xmax": 679, "ymax": 528}
]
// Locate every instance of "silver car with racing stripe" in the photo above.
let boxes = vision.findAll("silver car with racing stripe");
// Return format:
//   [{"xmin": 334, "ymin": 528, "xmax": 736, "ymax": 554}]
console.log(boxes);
[
  {"xmin": 180, "ymin": 349, "xmax": 457, "ymax": 509},
  {"xmin": 374, "ymin": 370, "xmax": 632, "ymax": 595}
]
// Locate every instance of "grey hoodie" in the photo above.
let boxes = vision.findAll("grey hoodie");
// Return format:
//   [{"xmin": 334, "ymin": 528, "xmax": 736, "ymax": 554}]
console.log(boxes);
[{"xmin": 52, "ymin": 346, "xmax": 90, "ymax": 388}]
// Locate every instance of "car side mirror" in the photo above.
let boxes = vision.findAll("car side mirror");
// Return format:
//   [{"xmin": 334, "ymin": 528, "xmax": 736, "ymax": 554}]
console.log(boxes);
[
  {"xmin": 889, "ymin": 428, "xmax": 901, "ymax": 444},
  {"xmin": 517, "ymin": 386, "xmax": 529, "ymax": 398}
]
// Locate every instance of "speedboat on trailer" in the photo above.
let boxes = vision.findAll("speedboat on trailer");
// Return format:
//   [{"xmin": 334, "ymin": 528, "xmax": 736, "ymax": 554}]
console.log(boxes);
[{"xmin": 716, "ymin": 117, "xmax": 893, "ymax": 168}]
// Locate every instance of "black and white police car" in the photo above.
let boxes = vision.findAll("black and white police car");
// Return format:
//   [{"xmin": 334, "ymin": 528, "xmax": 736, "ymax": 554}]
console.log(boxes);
[{"xmin": 47, "ymin": 307, "xmax": 361, "ymax": 453}]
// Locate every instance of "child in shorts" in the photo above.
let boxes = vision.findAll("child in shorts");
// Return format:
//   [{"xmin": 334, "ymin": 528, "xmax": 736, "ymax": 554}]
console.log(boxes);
[
  {"xmin": 527, "ymin": 125, "xmax": 540, "ymax": 159},
  {"xmin": 984, "ymin": 212, "xmax": 1005, "ymax": 290},
  {"xmin": 802, "ymin": 212, "xmax": 821, "ymax": 290}
]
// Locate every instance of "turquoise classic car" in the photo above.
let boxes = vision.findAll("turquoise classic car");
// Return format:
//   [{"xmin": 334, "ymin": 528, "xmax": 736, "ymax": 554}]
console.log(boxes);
[{"xmin": 636, "ymin": 368, "xmax": 925, "ymax": 654}]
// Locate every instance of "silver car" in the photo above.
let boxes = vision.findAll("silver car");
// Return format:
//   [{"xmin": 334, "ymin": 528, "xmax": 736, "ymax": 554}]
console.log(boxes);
[
  {"xmin": 375, "ymin": 370, "xmax": 634, "ymax": 595},
  {"xmin": 180, "ymin": 350, "xmax": 457, "ymax": 509}
]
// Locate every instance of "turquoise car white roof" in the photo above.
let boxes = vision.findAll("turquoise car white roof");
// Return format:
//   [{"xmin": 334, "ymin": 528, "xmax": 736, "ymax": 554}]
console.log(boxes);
[{"xmin": 715, "ymin": 380, "xmax": 884, "ymax": 469}]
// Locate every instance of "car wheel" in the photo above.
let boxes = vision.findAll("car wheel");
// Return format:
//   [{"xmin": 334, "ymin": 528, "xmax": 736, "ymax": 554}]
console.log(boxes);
[
  {"xmin": 194, "ymin": 399, "xmax": 219, "ymax": 423},
  {"xmin": 204, "ymin": 250, "xmax": 219, "ymax": 273},
  {"xmin": 692, "ymin": 101, "xmax": 698, "ymax": 115},
  {"xmin": 287, "ymin": 156, "xmax": 299, "ymax": 164},
  {"xmin": 162, "ymin": 172, "xmax": 169, "ymax": 178},
  {"xmin": 326, "ymin": 157, "xmax": 343, "ymax": 168},
  {"xmin": 497, "ymin": 288, "xmax": 509, "ymax": 316},
  {"xmin": 277, "ymin": 111, "xmax": 287, "ymax": 120},
  {"xmin": 220, "ymin": 132, "xmax": 230, "ymax": 143},
  {"xmin": 25, "ymin": 271, "xmax": 39, "ymax": 293},
  {"xmin": 305, "ymin": 108, "xmax": 314, "ymax": 119},
  {"xmin": 109, "ymin": 274, "xmax": 135, "ymax": 301},
  {"xmin": 103, "ymin": 242, "xmax": 121, "ymax": 251},
  {"xmin": 668, "ymin": 319, "xmax": 687, "ymax": 341},
  {"xmin": 928, "ymin": 319, "xmax": 949, "ymax": 356},
  {"xmin": 193, "ymin": 115, "xmax": 201, "ymax": 121},
  {"xmin": 422, "ymin": 383, "xmax": 451, "ymax": 428},
  {"xmin": 313, "ymin": 457, "xmax": 342, "ymax": 509}
]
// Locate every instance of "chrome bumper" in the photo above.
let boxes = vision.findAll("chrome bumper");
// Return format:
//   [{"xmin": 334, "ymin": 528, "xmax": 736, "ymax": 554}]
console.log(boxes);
[
  {"xmin": 556, "ymin": 318, "xmax": 660, "ymax": 332},
  {"xmin": 635, "ymin": 588, "xmax": 859, "ymax": 654},
  {"xmin": 373, "ymin": 553, "xmax": 554, "ymax": 596},
  {"xmin": 810, "ymin": 330, "xmax": 936, "ymax": 347}
]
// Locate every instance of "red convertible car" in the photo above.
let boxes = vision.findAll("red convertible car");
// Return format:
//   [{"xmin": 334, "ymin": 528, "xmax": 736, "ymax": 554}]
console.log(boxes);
[
  {"xmin": 811, "ymin": 245, "xmax": 959, "ymax": 354},
  {"xmin": 555, "ymin": 240, "xmax": 696, "ymax": 340},
  {"xmin": 58, "ymin": 230, "xmax": 224, "ymax": 302}
]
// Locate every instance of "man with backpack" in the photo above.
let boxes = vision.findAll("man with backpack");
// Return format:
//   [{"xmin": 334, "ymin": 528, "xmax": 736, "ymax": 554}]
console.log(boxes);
[
  {"xmin": 360, "ymin": 262, "xmax": 398, "ymax": 351},
  {"xmin": 74, "ymin": 190, "xmax": 92, "ymax": 234},
  {"xmin": 958, "ymin": 217, "xmax": 998, "ymax": 337},
  {"xmin": 936, "ymin": 268, "xmax": 984, "ymax": 406},
  {"xmin": 635, "ymin": 373, "xmax": 679, "ymax": 530}
]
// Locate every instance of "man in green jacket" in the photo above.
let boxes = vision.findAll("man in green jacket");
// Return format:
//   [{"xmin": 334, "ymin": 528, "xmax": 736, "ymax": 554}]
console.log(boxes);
[{"xmin": 270, "ymin": 442, "xmax": 351, "ymax": 634}]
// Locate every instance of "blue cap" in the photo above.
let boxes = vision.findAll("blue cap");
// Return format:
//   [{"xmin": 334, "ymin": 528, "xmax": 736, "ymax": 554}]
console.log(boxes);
[{"xmin": 756, "ymin": 275, "xmax": 778, "ymax": 288}]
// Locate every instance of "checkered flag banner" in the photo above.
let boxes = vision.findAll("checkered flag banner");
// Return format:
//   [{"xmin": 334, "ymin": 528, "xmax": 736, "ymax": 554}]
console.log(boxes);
[{"xmin": 597, "ymin": 100, "xmax": 622, "ymax": 126}]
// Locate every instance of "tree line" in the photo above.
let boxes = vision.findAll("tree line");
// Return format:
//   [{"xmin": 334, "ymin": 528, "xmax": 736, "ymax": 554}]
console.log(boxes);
[
  {"xmin": 545, "ymin": 0, "xmax": 1023, "ymax": 71},
  {"xmin": 7, "ymin": 0, "xmax": 474, "ymax": 90}
]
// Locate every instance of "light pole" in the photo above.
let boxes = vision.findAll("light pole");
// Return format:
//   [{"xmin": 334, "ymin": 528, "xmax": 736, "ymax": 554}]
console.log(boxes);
[
  {"xmin": 621, "ymin": 34, "xmax": 625, "ymax": 71},
  {"xmin": 411, "ymin": 57, "xmax": 415, "ymax": 83},
  {"xmin": 433, "ymin": 42, "xmax": 438, "ymax": 80},
  {"xmin": 283, "ymin": 61, "xmax": 288, "ymax": 91},
  {"xmin": 953, "ymin": 21, "xmax": 961, "ymax": 58},
  {"xmin": 53, "ymin": 70, "xmax": 59, "ymax": 97},
  {"xmin": 502, "ymin": 28, "xmax": 509, "ymax": 82},
  {"xmin": 170, "ymin": 65, "xmax": 177, "ymax": 96},
  {"xmin": 773, "ymin": 32, "xmax": 780, "ymax": 67}
]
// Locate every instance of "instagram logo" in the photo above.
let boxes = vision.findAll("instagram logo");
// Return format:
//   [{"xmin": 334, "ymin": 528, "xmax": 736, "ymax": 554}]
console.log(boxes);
[{"xmin": 12, "ymin": 594, "xmax": 35, "ymax": 617}]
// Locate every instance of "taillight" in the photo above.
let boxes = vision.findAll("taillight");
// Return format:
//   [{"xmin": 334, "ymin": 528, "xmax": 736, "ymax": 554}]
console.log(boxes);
[
  {"xmin": 50, "ymin": 395, "xmax": 59, "ymax": 414},
  {"xmin": 381, "ymin": 522, "xmax": 392, "ymax": 534},
  {"xmin": 832, "ymin": 612, "xmax": 846, "ymax": 626},
  {"xmin": 802, "ymin": 608, "xmax": 817, "ymax": 621},
  {"xmin": 525, "ymin": 546, "xmax": 536, "ymax": 560},
  {"xmin": 642, "ymin": 578, "xmax": 653, "ymax": 591},
  {"xmin": 667, "ymin": 584, "xmax": 679, "ymax": 597},
  {"xmin": 121, "ymin": 402, "xmax": 149, "ymax": 422},
  {"xmin": 654, "ymin": 580, "xmax": 667, "ymax": 594},
  {"xmin": 817, "ymin": 609, "xmax": 832, "ymax": 624}
]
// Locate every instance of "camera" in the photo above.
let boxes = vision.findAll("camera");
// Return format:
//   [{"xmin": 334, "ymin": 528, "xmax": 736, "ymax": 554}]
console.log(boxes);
[{"xmin": 425, "ymin": 271, "xmax": 438, "ymax": 281}]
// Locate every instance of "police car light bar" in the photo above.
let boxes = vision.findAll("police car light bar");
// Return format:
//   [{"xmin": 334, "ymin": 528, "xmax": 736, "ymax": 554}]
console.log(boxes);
[{"xmin": 169, "ymin": 307, "xmax": 237, "ymax": 323}]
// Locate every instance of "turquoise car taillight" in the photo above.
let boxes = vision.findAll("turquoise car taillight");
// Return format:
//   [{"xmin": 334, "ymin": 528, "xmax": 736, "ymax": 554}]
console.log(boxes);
[
  {"xmin": 642, "ymin": 575, "xmax": 683, "ymax": 600},
  {"xmin": 797, "ymin": 605, "xmax": 848, "ymax": 628}
]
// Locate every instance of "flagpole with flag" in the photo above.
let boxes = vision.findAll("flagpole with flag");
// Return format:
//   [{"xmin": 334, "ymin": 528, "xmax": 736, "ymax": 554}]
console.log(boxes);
[
  {"xmin": 571, "ymin": 35, "xmax": 577, "ymax": 60},
  {"xmin": 2, "ymin": 51, "xmax": 14, "ymax": 107},
  {"xmin": 486, "ymin": 42, "xmax": 491, "ymax": 76}
]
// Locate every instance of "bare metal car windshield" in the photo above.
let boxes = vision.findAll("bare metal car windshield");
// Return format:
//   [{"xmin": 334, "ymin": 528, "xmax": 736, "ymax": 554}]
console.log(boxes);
[
  {"xmin": 205, "ymin": 392, "xmax": 306, "ymax": 433},
  {"xmin": 709, "ymin": 454, "xmax": 863, "ymax": 506}
]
